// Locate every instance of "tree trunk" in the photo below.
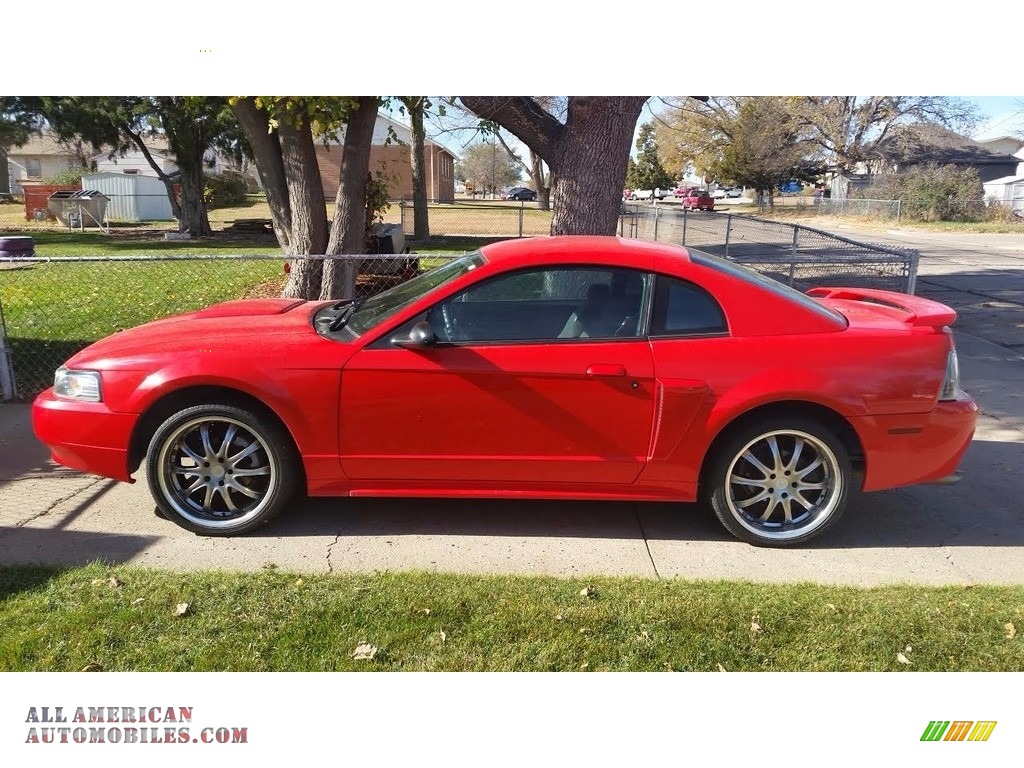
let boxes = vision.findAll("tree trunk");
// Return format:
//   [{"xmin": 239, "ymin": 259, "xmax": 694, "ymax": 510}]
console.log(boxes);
[
  {"xmin": 408, "ymin": 99, "xmax": 430, "ymax": 240},
  {"xmin": 230, "ymin": 98, "xmax": 292, "ymax": 250},
  {"xmin": 531, "ymin": 151, "xmax": 550, "ymax": 211},
  {"xmin": 459, "ymin": 96, "xmax": 647, "ymax": 236},
  {"xmin": 549, "ymin": 98, "xmax": 645, "ymax": 235},
  {"xmin": 0, "ymin": 150, "xmax": 10, "ymax": 196},
  {"xmin": 322, "ymin": 96, "xmax": 378, "ymax": 300},
  {"xmin": 176, "ymin": 161, "xmax": 211, "ymax": 235},
  {"xmin": 277, "ymin": 111, "xmax": 329, "ymax": 299}
]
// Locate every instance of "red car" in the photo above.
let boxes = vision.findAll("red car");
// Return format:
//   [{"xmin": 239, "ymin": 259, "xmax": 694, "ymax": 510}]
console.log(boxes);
[
  {"xmin": 681, "ymin": 188, "xmax": 715, "ymax": 211},
  {"xmin": 33, "ymin": 237, "xmax": 977, "ymax": 547}
]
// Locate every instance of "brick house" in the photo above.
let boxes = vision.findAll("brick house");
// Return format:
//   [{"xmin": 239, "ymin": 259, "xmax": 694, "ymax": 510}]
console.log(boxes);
[{"xmin": 316, "ymin": 113, "xmax": 456, "ymax": 202}]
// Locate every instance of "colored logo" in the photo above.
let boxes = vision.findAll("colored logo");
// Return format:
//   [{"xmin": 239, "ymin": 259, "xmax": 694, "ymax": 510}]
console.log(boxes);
[{"xmin": 921, "ymin": 721, "xmax": 997, "ymax": 742}]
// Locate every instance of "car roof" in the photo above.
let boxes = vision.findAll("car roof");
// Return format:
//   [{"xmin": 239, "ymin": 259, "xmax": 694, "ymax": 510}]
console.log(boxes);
[{"xmin": 478, "ymin": 236, "xmax": 694, "ymax": 270}]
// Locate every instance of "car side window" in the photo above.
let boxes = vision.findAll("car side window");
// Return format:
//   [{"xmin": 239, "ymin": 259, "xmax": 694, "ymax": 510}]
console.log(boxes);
[
  {"xmin": 433, "ymin": 266, "xmax": 648, "ymax": 343},
  {"xmin": 649, "ymin": 276, "xmax": 728, "ymax": 337}
]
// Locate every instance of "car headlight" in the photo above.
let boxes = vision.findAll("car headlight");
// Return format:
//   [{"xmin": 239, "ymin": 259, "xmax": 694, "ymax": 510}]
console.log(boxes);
[
  {"xmin": 939, "ymin": 350, "xmax": 959, "ymax": 401},
  {"xmin": 54, "ymin": 366, "xmax": 103, "ymax": 402}
]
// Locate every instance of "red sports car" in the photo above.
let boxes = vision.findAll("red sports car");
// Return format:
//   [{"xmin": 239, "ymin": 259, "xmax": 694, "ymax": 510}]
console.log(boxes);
[{"xmin": 33, "ymin": 237, "xmax": 977, "ymax": 547}]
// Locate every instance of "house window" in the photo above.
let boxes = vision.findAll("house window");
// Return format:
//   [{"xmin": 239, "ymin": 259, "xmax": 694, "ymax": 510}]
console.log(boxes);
[{"xmin": 25, "ymin": 159, "xmax": 42, "ymax": 179}]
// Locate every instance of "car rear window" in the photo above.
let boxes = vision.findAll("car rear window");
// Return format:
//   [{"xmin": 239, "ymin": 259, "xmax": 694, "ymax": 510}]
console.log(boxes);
[{"xmin": 688, "ymin": 249, "xmax": 848, "ymax": 327}]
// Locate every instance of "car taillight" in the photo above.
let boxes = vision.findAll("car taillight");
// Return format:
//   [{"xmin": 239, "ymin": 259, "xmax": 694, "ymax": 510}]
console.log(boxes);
[{"xmin": 939, "ymin": 349, "xmax": 960, "ymax": 401}]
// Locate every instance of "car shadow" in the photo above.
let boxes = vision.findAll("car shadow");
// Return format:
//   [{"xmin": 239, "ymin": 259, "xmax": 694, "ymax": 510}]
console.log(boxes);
[{"xmin": 255, "ymin": 437, "xmax": 1024, "ymax": 550}]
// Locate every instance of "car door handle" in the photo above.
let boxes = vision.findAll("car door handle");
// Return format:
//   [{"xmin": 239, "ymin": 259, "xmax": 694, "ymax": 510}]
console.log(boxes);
[{"xmin": 586, "ymin": 364, "xmax": 627, "ymax": 377}]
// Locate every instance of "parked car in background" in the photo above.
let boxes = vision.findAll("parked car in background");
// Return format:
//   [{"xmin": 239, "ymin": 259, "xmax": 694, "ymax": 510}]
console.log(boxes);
[
  {"xmin": 502, "ymin": 187, "xmax": 537, "ymax": 201},
  {"xmin": 711, "ymin": 188, "xmax": 728, "ymax": 199},
  {"xmin": 627, "ymin": 189, "xmax": 654, "ymax": 201},
  {"xmin": 725, "ymin": 187, "xmax": 743, "ymax": 198},
  {"xmin": 32, "ymin": 236, "xmax": 977, "ymax": 547},
  {"xmin": 680, "ymin": 188, "xmax": 715, "ymax": 211}
]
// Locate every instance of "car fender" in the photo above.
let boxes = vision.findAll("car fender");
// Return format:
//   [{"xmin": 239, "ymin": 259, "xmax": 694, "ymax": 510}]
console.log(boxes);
[{"xmin": 124, "ymin": 357, "xmax": 342, "ymax": 461}]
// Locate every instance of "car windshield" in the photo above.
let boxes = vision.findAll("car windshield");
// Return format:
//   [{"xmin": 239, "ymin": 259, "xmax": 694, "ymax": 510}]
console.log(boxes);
[{"xmin": 344, "ymin": 251, "xmax": 486, "ymax": 336}]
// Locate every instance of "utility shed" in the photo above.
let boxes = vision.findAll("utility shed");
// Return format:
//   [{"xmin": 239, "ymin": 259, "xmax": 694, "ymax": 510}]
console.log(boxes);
[{"xmin": 81, "ymin": 173, "xmax": 174, "ymax": 222}]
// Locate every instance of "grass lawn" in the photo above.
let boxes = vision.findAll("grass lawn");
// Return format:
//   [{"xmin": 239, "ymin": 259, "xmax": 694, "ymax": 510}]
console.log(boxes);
[{"xmin": 1, "ymin": 563, "xmax": 1022, "ymax": 672}]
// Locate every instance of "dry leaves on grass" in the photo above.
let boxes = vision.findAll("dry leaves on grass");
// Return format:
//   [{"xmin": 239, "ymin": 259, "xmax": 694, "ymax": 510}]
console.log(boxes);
[
  {"xmin": 91, "ymin": 577, "xmax": 122, "ymax": 588},
  {"xmin": 579, "ymin": 586, "xmax": 597, "ymax": 599},
  {"xmin": 174, "ymin": 602, "xmax": 191, "ymax": 617},
  {"xmin": 351, "ymin": 643, "xmax": 378, "ymax": 661},
  {"xmin": 1005, "ymin": 622, "xmax": 1017, "ymax": 639},
  {"xmin": 897, "ymin": 645, "xmax": 913, "ymax": 665}
]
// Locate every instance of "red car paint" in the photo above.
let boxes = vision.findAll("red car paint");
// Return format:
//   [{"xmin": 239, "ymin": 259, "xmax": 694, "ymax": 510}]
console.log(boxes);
[{"xmin": 32, "ymin": 236, "xmax": 977, "ymax": 544}]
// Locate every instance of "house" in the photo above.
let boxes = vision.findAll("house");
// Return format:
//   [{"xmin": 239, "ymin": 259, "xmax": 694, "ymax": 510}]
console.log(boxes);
[
  {"xmin": 91, "ymin": 137, "xmax": 179, "ymax": 177},
  {"xmin": 3, "ymin": 130, "xmax": 96, "ymax": 194},
  {"xmin": 872, "ymin": 124, "xmax": 1022, "ymax": 184},
  {"xmin": 978, "ymin": 135, "xmax": 1024, "ymax": 158},
  {"xmin": 315, "ymin": 113, "xmax": 456, "ymax": 202}
]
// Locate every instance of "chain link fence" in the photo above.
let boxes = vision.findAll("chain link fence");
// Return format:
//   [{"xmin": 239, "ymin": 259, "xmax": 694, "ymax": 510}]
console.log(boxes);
[
  {"xmin": 0, "ymin": 253, "xmax": 450, "ymax": 401},
  {"xmin": 400, "ymin": 199, "xmax": 553, "ymax": 238},
  {"xmin": 619, "ymin": 205, "xmax": 919, "ymax": 294}
]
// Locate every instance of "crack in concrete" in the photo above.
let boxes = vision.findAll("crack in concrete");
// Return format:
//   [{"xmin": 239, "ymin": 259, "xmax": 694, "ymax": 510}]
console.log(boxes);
[
  {"xmin": 635, "ymin": 507, "xmax": 661, "ymax": 580},
  {"xmin": 325, "ymin": 533, "xmax": 341, "ymax": 573},
  {"xmin": 3, "ymin": 477, "xmax": 106, "ymax": 534}
]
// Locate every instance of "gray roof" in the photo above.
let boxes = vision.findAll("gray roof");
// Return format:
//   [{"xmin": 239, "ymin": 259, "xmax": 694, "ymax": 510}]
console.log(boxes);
[{"xmin": 876, "ymin": 124, "xmax": 1021, "ymax": 167}]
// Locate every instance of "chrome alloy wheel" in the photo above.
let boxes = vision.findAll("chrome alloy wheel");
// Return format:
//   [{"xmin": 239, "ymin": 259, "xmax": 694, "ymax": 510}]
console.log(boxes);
[
  {"xmin": 724, "ymin": 429, "xmax": 842, "ymax": 542},
  {"xmin": 155, "ymin": 416, "xmax": 279, "ymax": 530}
]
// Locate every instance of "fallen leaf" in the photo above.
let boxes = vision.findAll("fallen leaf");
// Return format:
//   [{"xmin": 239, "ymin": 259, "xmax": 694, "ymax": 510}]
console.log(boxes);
[
  {"xmin": 638, "ymin": 631, "xmax": 650, "ymax": 641},
  {"xmin": 579, "ymin": 586, "xmax": 596, "ymax": 599},
  {"xmin": 80, "ymin": 663, "xmax": 104, "ymax": 672},
  {"xmin": 897, "ymin": 652, "xmax": 912, "ymax": 665},
  {"xmin": 174, "ymin": 602, "xmax": 190, "ymax": 617},
  {"xmin": 751, "ymin": 622, "xmax": 763, "ymax": 635},
  {"xmin": 554, "ymin": 614, "xmax": 563, "ymax": 621},
  {"xmin": 904, "ymin": 644, "xmax": 913, "ymax": 653},
  {"xmin": 439, "ymin": 631, "xmax": 447, "ymax": 643},
  {"xmin": 580, "ymin": 663, "xmax": 589, "ymax": 670},
  {"xmin": 717, "ymin": 663, "xmax": 727, "ymax": 672},
  {"xmin": 824, "ymin": 603, "xmax": 838, "ymax": 613},
  {"xmin": 1005, "ymin": 622, "xmax": 1017, "ymax": 639},
  {"xmin": 294, "ymin": 579, "xmax": 304, "ymax": 587},
  {"xmin": 578, "ymin": 628, "xmax": 591, "ymax": 634},
  {"xmin": 422, "ymin": 608, "xmax": 431, "ymax": 615},
  {"xmin": 107, "ymin": 577, "xmax": 122, "ymax": 588},
  {"xmin": 351, "ymin": 643, "xmax": 378, "ymax": 660},
  {"xmin": 131, "ymin": 598, "xmax": 146, "ymax": 605}
]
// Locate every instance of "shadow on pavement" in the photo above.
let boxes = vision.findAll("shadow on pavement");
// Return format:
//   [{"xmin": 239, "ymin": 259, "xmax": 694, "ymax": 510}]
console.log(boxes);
[{"xmin": 0, "ymin": 527, "xmax": 160, "ymax": 572}]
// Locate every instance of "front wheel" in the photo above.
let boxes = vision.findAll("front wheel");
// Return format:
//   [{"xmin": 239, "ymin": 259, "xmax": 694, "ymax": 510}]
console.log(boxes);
[
  {"xmin": 704, "ymin": 417, "xmax": 851, "ymax": 547},
  {"xmin": 146, "ymin": 404, "xmax": 300, "ymax": 536}
]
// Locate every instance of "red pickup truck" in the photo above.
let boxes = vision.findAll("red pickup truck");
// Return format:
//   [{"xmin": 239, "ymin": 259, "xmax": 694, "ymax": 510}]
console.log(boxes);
[{"xmin": 679, "ymin": 187, "xmax": 715, "ymax": 211}]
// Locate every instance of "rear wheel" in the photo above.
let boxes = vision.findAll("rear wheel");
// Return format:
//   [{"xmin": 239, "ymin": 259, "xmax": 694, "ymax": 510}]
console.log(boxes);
[
  {"xmin": 146, "ymin": 404, "xmax": 300, "ymax": 536},
  {"xmin": 705, "ymin": 417, "xmax": 851, "ymax": 547}
]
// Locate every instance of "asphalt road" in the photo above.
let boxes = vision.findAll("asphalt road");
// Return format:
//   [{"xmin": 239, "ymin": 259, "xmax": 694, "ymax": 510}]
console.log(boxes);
[{"xmin": 2, "ymin": 225, "xmax": 1022, "ymax": 584}]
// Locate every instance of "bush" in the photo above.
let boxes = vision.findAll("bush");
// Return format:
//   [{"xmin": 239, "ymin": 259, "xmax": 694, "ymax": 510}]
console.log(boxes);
[
  {"xmin": 858, "ymin": 165, "xmax": 985, "ymax": 222},
  {"xmin": 43, "ymin": 166, "xmax": 91, "ymax": 186},
  {"xmin": 202, "ymin": 174, "xmax": 249, "ymax": 209}
]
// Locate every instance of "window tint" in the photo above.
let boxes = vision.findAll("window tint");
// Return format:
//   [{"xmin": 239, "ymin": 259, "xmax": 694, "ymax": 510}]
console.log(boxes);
[
  {"xmin": 650, "ymin": 276, "xmax": 727, "ymax": 336},
  {"xmin": 435, "ymin": 266, "xmax": 648, "ymax": 343}
]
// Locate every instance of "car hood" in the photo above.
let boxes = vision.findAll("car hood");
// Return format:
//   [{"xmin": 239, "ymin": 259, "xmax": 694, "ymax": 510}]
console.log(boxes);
[{"xmin": 65, "ymin": 298, "xmax": 331, "ymax": 368}]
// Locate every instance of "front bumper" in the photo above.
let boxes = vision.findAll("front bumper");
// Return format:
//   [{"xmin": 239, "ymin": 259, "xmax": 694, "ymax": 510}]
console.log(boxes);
[
  {"xmin": 32, "ymin": 388, "xmax": 138, "ymax": 482},
  {"xmin": 855, "ymin": 390, "xmax": 978, "ymax": 492}
]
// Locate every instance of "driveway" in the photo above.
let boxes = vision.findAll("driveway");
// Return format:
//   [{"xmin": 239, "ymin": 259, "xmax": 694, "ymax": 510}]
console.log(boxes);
[{"xmin": 2, "ymin": 226, "xmax": 1023, "ymax": 585}]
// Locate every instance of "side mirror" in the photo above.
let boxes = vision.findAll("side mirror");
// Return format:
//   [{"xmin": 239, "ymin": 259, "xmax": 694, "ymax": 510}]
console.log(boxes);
[{"xmin": 392, "ymin": 320, "xmax": 436, "ymax": 349}]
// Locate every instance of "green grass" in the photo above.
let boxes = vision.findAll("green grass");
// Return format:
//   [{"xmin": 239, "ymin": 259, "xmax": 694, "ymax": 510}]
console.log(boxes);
[{"xmin": 2, "ymin": 563, "xmax": 1022, "ymax": 671}]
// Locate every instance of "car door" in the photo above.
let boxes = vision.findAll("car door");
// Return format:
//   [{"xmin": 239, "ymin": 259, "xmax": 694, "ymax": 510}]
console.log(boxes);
[{"xmin": 339, "ymin": 265, "xmax": 656, "ymax": 486}]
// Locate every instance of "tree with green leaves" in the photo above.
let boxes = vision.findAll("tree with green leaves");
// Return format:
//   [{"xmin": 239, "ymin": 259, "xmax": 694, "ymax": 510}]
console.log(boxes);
[
  {"xmin": 626, "ymin": 122, "xmax": 674, "ymax": 191},
  {"xmin": 459, "ymin": 97, "xmax": 649, "ymax": 234},
  {"xmin": 38, "ymin": 97, "xmax": 240, "ymax": 235},
  {"xmin": 0, "ymin": 97, "xmax": 40, "ymax": 195}
]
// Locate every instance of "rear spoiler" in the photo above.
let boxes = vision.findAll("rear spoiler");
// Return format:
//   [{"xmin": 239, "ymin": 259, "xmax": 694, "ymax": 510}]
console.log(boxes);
[{"xmin": 807, "ymin": 287, "xmax": 956, "ymax": 328}]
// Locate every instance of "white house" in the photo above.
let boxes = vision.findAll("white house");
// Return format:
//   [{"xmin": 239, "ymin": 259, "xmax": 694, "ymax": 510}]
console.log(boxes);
[
  {"xmin": 91, "ymin": 138, "xmax": 179, "ymax": 176},
  {"xmin": 3, "ymin": 130, "xmax": 95, "ymax": 194}
]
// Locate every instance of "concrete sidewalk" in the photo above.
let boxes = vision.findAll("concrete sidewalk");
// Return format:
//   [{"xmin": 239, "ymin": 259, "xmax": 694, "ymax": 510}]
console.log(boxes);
[{"xmin": 2, "ymin": 231, "xmax": 1023, "ymax": 585}]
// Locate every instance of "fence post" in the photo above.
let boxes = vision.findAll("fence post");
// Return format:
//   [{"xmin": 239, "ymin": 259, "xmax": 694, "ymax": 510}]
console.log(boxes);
[
  {"xmin": 518, "ymin": 201, "xmax": 524, "ymax": 238},
  {"xmin": 896, "ymin": 199, "xmax": 901, "ymax": 224},
  {"xmin": 725, "ymin": 214, "xmax": 732, "ymax": 258},
  {"xmin": 682, "ymin": 206, "xmax": 687, "ymax": 246},
  {"xmin": 0, "ymin": 297, "xmax": 15, "ymax": 400},
  {"xmin": 653, "ymin": 204, "xmax": 660, "ymax": 241},
  {"xmin": 789, "ymin": 227, "xmax": 799, "ymax": 286}
]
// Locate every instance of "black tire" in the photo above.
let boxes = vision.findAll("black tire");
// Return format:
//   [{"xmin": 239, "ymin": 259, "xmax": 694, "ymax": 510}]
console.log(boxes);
[
  {"xmin": 0, "ymin": 236, "xmax": 35, "ymax": 251},
  {"xmin": 145, "ymin": 403, "xmax": 301, "ymax": 536},
  {"xmin": 703, "ymin": 416, "xmax": 851, "ymax": 547}
]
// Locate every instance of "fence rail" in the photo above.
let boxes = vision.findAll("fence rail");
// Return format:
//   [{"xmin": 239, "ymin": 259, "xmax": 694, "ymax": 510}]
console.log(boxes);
[{"xmin": 619, "ymin": 205, "xmax": 918, "ymax": 294}]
